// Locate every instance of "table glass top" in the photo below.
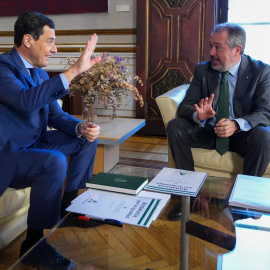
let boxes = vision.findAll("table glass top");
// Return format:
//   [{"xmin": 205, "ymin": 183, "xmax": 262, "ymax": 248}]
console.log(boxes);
[{"xmin": 9, "ymin": 168, "xmax": 270, "ymax": 270}]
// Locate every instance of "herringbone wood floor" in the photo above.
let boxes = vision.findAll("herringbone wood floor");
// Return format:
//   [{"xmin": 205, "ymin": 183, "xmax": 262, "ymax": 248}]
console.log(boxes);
[{"xmin": 0, "ymin": 135, "xmax": 229, "ymax": 269}]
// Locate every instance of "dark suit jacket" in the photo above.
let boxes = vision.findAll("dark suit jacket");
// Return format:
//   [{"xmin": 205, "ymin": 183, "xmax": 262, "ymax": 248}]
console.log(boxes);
[
  {"xmin": 178, "ymin": 55, "xmax": 270, "ymax": 128},
  {"xmin": 0, "ymin": 47, "xmax": 81, "ymax": 195}
]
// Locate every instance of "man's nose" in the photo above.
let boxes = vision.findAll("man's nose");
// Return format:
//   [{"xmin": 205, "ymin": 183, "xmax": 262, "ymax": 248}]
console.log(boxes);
[
  {"xmin": 209, "ymin": 47, "xmax": 215, "ymax": 56},
  {"xmin": 51, "ymin": 43, "xmax": 57, "ymax": 53}
]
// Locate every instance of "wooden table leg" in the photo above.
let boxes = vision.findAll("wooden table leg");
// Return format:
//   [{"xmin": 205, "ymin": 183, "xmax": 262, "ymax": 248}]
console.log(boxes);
[{"xmin": 93, "ymin": 144, "xmax": 119, "ymax": 174}]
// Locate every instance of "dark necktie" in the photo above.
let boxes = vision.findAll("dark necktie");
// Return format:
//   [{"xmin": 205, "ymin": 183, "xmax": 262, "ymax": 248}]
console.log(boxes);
[
  {"xmin": 29, "ymin": 68, "xmax": 38, "ymax": 85},
  {"xmin": 28, "ymin": 68, "xmax": 48, "ymax": 140},
  {"xmin": 216, "ymin": 71, "xmax": 230, "ymax": 155}
]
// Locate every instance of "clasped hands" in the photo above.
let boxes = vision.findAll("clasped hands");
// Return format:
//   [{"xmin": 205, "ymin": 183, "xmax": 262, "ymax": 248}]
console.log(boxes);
[
  {"xmin": 194, "ymin": 94, "xmax": 238, "ymax": 137},
  {"xmin": 80, "ymin": 122, "xmax": 100, "ymax": 142}
]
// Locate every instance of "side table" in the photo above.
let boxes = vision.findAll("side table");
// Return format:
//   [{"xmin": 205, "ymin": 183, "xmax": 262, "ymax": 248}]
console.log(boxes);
[{"xmin": 73, "ymin": 116, "xmax": 145, "ymax": 174}]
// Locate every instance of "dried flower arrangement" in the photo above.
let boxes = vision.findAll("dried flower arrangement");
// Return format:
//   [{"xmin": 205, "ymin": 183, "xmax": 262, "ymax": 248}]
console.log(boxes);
[{"xmin": 64, "ymin": 53, "xmax": 144, "ymax": 118}]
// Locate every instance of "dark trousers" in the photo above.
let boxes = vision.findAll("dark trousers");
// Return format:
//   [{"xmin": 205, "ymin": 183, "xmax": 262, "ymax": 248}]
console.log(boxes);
[
  {"xmin": 167, "ymin": 118, "xmax": 270, "ymax": 177},
  {"xmin": 9, "ymin": 130, "xmax": 97, "ymax": 230}
]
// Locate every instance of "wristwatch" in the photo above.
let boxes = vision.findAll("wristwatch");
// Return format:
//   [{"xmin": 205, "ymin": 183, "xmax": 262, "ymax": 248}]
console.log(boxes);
[{"xmin": 76, "ymin": 122, "xmax": 83, "ymax": 137}]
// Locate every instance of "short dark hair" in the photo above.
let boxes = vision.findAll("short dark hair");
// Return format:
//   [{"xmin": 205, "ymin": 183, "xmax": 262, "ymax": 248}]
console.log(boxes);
[
  {"xmin": 212, "ymin": 23, "xmax": 246, "ymax": 54},
  {"xmin": 14, "ymin": 11, "xmax": 55, "ymax": 47}
]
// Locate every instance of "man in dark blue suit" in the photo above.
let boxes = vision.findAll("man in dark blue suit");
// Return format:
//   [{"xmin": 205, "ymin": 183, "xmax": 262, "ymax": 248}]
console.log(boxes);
[{"xmin": 0, "ymin": 11, "xmax": 101, "ymax": 264}]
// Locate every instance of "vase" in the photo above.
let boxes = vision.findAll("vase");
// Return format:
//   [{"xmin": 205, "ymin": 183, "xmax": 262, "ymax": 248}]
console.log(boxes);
[
  {"xmin": 82, "ymin": 99, "xmax": 97, "ymax": 123},
  {"xmin": 110, "ymin": 107, "xmax": 118, "ymax": 120}
]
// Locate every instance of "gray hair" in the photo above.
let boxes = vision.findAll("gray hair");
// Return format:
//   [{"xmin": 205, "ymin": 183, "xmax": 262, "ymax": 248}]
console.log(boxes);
[{"xmin": 212, "ymin": 23, "xmax": 246, "ymax": 54}]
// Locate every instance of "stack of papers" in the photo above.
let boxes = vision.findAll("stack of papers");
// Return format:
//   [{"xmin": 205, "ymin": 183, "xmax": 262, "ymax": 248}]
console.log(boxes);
[
  {"xmin": 144, "ymin": 167, "xmax": 208, "ymax": 197},
  {"xmin": 229, "ymin": 174, "xmax": 270, "ymax": 212},
  {"xmin": 66, "ymin": 189, "xmax": 170, "ymax": 228}
]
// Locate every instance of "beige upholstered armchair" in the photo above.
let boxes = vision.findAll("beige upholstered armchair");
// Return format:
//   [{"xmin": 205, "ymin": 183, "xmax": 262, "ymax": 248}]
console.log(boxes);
[{"xmin": 156, "ymin": 84, "xmax": 270, "ymax": 178}]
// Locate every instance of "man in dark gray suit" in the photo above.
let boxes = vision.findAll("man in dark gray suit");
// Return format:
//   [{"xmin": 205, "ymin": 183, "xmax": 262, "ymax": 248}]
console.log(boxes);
[{"xmin": 167, "ymin": 23, "xmax": 270, "ymax": 220}]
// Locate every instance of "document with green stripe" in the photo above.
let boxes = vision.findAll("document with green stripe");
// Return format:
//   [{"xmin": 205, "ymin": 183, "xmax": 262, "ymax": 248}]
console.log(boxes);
[
  {"xmin": 66, "ymin": 189, "xmax": 170, "ymax": 227},
  {"xmin": 145, "ymin": 168, "xmax": 208, "ymax": 197}
]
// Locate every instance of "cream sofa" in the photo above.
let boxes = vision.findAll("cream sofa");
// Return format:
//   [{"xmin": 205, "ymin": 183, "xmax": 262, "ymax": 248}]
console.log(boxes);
[
  {"xmin": 0, "ymin": 100, "xmax": 64, "ymax": 250},
  {"xmin": 156, "ymin": 84, "xmax": 270, "ymax": 178}
]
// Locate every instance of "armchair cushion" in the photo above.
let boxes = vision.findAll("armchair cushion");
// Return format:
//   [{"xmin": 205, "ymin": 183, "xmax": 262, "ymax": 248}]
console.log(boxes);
[{"xmin": 0, "ymin": 188, "xmax": 30, "ymax": 249}]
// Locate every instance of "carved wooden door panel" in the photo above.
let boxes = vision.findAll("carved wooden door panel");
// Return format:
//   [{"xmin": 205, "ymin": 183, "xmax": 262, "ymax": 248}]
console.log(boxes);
[{"xmin": 136, "ymin": 0, "xmax": 216, "ymax": 135}]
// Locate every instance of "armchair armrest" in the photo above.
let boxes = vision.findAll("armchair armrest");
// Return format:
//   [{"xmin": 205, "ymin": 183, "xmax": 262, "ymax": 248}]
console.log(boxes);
[{"xmin": 156, "ymin": 84, "xmax": 189, "ymax": 128}]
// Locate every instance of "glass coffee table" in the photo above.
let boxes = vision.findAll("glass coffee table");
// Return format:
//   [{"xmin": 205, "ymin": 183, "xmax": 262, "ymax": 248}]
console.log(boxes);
[{"xmin": 9, "ymin": 167, "xmax": 270, "ymax": 269}]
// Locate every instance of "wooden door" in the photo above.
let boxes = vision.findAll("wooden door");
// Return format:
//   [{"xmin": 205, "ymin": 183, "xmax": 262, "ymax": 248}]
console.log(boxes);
[{"xmin": 136, "ymin": 0, "xmax": 216, "ymax": 135}]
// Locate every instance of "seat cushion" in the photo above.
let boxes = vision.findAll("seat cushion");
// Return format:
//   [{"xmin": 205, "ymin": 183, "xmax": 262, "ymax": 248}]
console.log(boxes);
[
  {"xmin": 0, "ymin": 188, "xmax": 30, "ymax": 219},
  {"xmin": 0, "ymin": 188, "xmax": 30, "ymax": 249},
  {"xmin": 192, "ymin": 148, "xmax": 270, "ymax": 178}
]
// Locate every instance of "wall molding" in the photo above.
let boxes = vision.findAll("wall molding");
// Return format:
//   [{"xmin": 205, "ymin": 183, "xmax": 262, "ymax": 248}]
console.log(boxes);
[
  {"xmin": 0, "ymin": 46, "xmax": 136, "ymax": 53},
  {"xmin": 0, "ymin": 28, "xmax": 136, "ymax": 37},
  {"xmin": 0, "ymin": 28, "xmax": 136, "ymax": 53}
]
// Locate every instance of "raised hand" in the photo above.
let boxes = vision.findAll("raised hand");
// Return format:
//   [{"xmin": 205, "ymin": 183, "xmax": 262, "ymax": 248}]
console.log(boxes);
[
  {"xmin": 194, "ymin": 94, "xmax": 216, "ymax": 121},
  {"xmin": 73, "ymin": 34, "xmax": 101, "ymax": 74},
  {"xmin": 63, "ymin": 34, "xmax": 101, "ymax": 82}
]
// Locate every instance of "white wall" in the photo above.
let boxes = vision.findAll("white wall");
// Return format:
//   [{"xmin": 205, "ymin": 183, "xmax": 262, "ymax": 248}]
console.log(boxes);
[{"xmin": 0, "ymin": 0, "xmax": 136, "ymax": 30}]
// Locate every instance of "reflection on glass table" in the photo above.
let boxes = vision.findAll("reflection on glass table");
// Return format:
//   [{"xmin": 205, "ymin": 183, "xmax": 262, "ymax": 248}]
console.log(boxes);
[
  {"xmin": 181, "ymin": 175, "xmax": 270, "ymax": 270},
  {"xmin": 109, "ymin": 164, "xmax": 161, "ymax": 180},
  {"xmin": 220, "ymin": 212, "xmax": 270, "ymax": 269}
]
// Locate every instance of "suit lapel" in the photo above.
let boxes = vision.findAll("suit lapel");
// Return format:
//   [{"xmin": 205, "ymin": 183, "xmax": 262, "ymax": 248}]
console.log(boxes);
[
  {"xmin": 36, "ymin": 69, "xmax": 44, "ymax": 85},
  {"xmin": 10, "ymin": 47, "xmax": 48, "ymax": 141},
  {"xmin": 234, "ymin": 55, "xmax": 252, "ymax": 116},
  {"xmin": 10, "ymin": 47, "xmax": 36, "ymax": 86}
]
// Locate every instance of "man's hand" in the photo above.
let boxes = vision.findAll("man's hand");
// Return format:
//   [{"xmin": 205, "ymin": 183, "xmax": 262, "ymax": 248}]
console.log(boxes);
[
  {"xmin": 215, "ymin": 118, "xmax": 239, "ymax": 137},
  {"xmin": 81, "ymin": 122, "xmax": 100, "ymax": 142},
  {"xmin": 194, "ymin": 94, "xmax": 216, "ymax": 121},
  {"xmin": 63, "ymin": 34, "xmax": 101, "ymax": 82}
]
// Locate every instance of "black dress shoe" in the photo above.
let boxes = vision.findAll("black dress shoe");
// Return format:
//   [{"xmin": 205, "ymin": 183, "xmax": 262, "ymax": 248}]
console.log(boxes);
[
  {"xmin": 21, "ymin": 239, "xmax": 76, "ymax": 270},
  {"xmin": 167, "ymin": 203, "xmax": 182, "ymax": 221},
  {"xmin": 20, "ymin": 239, "xmax": 34, "ymax": 257}
]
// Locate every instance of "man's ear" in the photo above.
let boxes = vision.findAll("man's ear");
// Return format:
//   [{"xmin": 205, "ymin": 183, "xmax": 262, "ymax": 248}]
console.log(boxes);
[
  {"xmin": 235, "ymin": 45, "xmax": 242, "ymax": 55},
  {"xmin": 22, "ymin": 34, "xmax": 32, "ymax": 48}
]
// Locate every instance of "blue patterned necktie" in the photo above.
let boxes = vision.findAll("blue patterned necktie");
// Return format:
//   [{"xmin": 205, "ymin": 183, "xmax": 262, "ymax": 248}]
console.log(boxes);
[
  {"xmin": 216, "ymin": 71, "xmax": 230, "ymax": 155},
  {"xmin": 29, "ymin": 68, "xmax": 38, "ymax": 85}
]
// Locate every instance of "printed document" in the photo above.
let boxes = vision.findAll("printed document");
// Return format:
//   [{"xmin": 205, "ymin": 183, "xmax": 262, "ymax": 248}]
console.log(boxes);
[
  {"xmin": 66, "ymin": 189, "xmax": 169, "ymax": 227},
  {"xmin": 145, "ymin": 167, "xmax": 208, "ymax": 196},
  {"xmin": 229, "ymin": 174, "xmax": 270, "ymax": 212}
]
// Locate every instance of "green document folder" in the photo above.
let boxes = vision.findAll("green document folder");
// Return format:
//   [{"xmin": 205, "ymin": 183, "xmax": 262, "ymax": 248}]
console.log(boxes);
[{"xmin": 86, "ymin": 172, "xmax": 149, "ymax": 195}]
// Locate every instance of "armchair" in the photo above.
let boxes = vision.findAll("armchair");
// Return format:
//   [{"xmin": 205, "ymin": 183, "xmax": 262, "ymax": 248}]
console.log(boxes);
[{"xmin": 156, "ymin": 84, "xmax": 270, "ymax": 178}]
